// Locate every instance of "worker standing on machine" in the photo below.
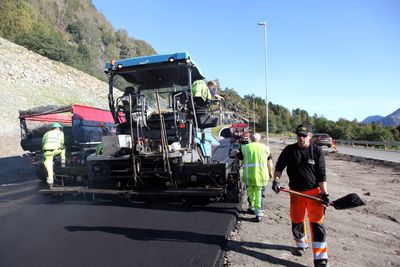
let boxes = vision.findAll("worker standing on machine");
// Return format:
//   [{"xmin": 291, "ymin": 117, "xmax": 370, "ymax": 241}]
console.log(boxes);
[{"xmin": 42, "ymin": 122, "xmax": 66, "ymax": 189}]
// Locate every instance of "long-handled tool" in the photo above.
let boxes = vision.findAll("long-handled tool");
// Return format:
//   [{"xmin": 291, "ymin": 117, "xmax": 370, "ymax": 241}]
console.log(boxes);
[{"xmin": 280, "ymin": 187, "xmax": 366, "ymax": 210}]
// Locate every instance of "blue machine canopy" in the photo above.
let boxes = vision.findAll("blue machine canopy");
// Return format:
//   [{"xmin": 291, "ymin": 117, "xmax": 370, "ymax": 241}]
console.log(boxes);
[{"xmin": 106, "ymin": 52, "xmax": 205, "ymax": 90}]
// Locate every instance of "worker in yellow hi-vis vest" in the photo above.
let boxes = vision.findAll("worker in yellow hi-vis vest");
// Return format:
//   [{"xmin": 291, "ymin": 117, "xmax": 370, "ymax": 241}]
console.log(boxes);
[
  {"xmin": 192, "ymin": 80, "xmax": 212, "ymax": 104},
  {"xmin": 42, "ymin": 122, "xmax": 66, "ymax": 189},
  {"xmin": 236, "ymin": 133, "xmax": 273, "ymax": 222}
]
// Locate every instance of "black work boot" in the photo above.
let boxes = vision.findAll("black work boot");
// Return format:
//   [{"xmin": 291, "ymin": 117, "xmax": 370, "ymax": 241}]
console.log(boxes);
[
  {"xmin": 251, "ymin": 216, "xmax": 261, "ymax": 222},
  {"xmin": 47, "ymin": 183, "xmax": 53, "ymax": 189},
  {"xmin": 247, "ymin": 208, "xmax": 255, "ymax": 215},
  {"xmin": 292, "ymin": 247, "xmax": 306, "ymax": 256},
  {"xmin": 314, "ymin": 259, "xmax": 329, "ymax": 267}
]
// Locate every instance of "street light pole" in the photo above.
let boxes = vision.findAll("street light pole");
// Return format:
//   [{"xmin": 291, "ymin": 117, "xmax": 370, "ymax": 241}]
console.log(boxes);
[
  {"xmin": 258, "ymin": 21, "xmax": 269, "ymax": 145},
  {"xmin": 253, "ymin": 94, "xmax": 256, "ymax": 133}
]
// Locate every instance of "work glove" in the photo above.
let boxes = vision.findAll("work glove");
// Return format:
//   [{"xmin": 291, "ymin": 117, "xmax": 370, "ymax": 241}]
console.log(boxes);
[
  {"xmin": 321, "ymin": 193, "xmax": 330, "ymax": 207},
  {"xmin": 61, "ymin": 160, "xmax": 66, "ymax": 168},
  {"xmin": 272, "ymin": 180, "xmax": 280, "ymax": 194}
]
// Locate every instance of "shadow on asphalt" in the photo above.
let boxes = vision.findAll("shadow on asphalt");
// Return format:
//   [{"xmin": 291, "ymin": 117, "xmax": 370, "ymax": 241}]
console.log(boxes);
[
  {"xmin": 66, "ymin": 225, "xmax": 226, "ymax": 246},
  {"xmin": 64, "ymin": 225, "xmax": 306, "ymax": 267},
  {"xmin": 39, "ymin": 193, "xmax": 241, "ymax": 217}
]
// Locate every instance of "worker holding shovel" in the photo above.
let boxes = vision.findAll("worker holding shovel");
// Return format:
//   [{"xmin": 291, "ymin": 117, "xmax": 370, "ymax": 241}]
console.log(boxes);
[{"xmin": 272, "ymin": 124, "xmax": 329, "ymax": 267}]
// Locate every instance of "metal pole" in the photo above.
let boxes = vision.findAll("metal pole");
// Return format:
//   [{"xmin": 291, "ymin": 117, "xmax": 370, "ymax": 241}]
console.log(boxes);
[
  {"xmin": 258, "ymin": 21, "xmax": 269, "ymax": 145},
  {"xmin": 253, "ymin": 94, "xmax": 256, "ymax": 133}
]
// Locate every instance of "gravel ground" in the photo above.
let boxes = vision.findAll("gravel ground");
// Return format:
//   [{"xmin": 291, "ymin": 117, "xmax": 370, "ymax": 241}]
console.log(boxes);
[{"xmin": 225, "ymin": 142, "xmax": 400, "ymax": 267}]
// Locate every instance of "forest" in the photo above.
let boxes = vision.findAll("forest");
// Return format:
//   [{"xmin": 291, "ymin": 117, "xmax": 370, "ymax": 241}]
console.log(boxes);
[
  {"xmin": 222, "ymin": 88, "xmax": 400, "ymax": 142},
  {"xmin": 1, "ymin": 0, "xmax": 398, "ymax": 142}
]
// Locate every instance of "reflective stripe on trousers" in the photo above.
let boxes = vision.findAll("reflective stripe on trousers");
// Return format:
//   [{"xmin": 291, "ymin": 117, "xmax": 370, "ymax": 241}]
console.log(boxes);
[{"xmin": 313, "ymin": 241, "xmax": 328, "ymax": 260}]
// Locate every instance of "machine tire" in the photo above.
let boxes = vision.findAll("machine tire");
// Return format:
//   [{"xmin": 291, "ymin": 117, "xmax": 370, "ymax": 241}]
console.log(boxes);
[{"xmin": 34, "ymin": 163, "xmax": 47, "ymax": 181}]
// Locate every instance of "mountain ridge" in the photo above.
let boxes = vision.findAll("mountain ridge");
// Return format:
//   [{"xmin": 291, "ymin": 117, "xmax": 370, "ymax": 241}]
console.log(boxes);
[{"xmin": 362, "ymin": 108, "xmax": 400, "ymax": 126}]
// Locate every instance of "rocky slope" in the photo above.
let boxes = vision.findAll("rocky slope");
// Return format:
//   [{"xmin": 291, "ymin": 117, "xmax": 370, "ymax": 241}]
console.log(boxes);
[{"xmin": 0, "ymin": 37, "xmax": 110, "ymax": 154}]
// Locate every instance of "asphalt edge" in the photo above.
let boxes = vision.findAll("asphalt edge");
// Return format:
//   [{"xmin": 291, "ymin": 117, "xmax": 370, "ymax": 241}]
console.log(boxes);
[{"xmin": 215, "ymin": 202, "xmax": 241, "ymax": 267}]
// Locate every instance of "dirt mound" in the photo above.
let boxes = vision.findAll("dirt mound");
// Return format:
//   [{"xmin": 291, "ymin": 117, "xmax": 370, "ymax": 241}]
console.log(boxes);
[{"xmin": 329, "ymin": 152, "xmax": 400, "ymax": 172}]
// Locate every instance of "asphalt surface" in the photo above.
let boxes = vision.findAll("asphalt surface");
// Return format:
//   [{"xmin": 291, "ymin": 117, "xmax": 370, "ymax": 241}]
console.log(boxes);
[
  {"xmin": 336, "ymin": 145, "xmax": 400, "ymax": 163},
  {"xmin": 270, "ymin": 138, "xmax": 400, "ymax": 163},
  {"xmin": 0, "ymin": 188, "xmax": 238, "ymax": 267},
  {"xmin": 0, "ymin": 139, "xmax": 239, "ymax": 267}
]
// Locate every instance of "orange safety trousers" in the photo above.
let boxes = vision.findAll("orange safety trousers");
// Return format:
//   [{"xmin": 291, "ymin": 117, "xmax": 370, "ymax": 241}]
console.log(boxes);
[{"xmin": 290, "ymin": 187, "xmax": 328, "ymax": 262}]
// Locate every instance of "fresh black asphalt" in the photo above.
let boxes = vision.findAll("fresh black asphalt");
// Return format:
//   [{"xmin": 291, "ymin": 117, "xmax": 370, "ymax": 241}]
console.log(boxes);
[
  {"xmin": 0, "ymin": 138, "xmax": 239, "ymax": 266},
  {"xmin": 0, "ymin": 194, "xmax": 239, "ymax": 267}
]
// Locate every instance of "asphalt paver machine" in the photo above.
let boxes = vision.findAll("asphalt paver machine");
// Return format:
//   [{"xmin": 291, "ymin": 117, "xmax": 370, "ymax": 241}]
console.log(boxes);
[{"xmin": 42, "ymin": 53, "xmax": 242, "ymax": 202}]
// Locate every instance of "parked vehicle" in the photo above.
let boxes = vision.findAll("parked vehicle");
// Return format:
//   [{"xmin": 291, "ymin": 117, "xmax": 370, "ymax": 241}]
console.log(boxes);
[
  {"xmin": 229, "ymin": 123, "xmax": 249, "ymax": 145},
  {"xmin": 19, "ymin": 104, "xmax": 114, "ymax": 184},
  {"xmin": 312, "ymin": 133, "xmax": 333, "ymax": 148},
  {"xmin": 40, "ymin": 52, "xmax": 242, "ymax": 203}
]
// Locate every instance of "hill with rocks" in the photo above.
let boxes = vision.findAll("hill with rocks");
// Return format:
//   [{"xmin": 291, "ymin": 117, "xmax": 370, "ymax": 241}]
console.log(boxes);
[{"xmin": 0, "ymin": 36, "xmax": 110, "ymax": 154}]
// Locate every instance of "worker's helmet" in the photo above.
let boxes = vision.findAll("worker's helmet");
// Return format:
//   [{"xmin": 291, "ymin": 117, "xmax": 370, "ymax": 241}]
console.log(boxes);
[{"xmin": 51, "ymin": 122, "xmax": 62, "ymax": 129}]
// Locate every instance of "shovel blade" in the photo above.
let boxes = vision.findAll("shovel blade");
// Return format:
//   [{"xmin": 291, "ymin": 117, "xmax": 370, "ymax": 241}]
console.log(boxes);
[{"xmin": 332, "ymin": 193, "xmax": 366, "ymax": 210}]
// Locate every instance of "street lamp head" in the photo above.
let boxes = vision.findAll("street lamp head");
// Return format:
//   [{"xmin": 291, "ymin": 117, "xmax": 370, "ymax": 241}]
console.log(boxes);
[{"xmin": 258, "ymin": 21, "xmax": 267, "ymax": 26}]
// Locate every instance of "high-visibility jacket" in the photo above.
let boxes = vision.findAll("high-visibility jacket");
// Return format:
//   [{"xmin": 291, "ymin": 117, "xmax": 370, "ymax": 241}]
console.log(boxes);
[
  {"xmin": 42, "ymin": 129, "xmax": 64, "ymax": 151},
  {"xmin": 242, "ymin": 142, "xmax": 271, "ymax": 186},
  {"xmin": 192, "ymin": 80, "xmax": 211, "ymax": 102},
  {"xmin": 96, "ymin": 143, "xmax": 103, "ymax": 155}
]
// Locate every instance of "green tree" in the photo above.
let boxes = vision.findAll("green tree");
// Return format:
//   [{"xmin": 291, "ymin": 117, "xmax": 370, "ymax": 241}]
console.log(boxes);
[
  {"xmin": 369, "ymin": 124, "xmax": 394, "ymax": 141},
  {"xmin": 393, "ymin": 126, "xmax": 400, "ymax": 141},
  {"xmin": 290, "ymin": 108, "xmax": 307, "ymax": 129},
  {"xmin": 0, "ymin": 0, "xmax": 35, "ymax": 40},
  {"xmin": 15, "ymin": 21, "xmax": 86, "ymax": 71},
  {"xmin": 66, "ymin": 22, "xmax": 84, "ymax": 43}
]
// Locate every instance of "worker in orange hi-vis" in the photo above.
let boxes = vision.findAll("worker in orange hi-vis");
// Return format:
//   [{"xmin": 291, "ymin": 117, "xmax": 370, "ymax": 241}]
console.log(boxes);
[{"xmin": 272, "ymin": 124, "xmax": 329, "ymax": 267}]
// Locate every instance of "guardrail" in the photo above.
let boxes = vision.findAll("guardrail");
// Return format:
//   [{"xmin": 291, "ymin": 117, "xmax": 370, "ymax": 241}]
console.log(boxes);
[
  {"xmin": 335, "ymin": 139, "xmax": 400, "ymax": 151},
  {"xmin": 273, "ymin": 136, "xmax": 400, "ymax": 152}
]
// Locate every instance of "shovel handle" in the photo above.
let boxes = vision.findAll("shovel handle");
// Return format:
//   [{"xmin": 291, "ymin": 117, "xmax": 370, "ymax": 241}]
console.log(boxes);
[{"xmin": 280, "ymin": 187, "xmax": 324, "ymax": 203}]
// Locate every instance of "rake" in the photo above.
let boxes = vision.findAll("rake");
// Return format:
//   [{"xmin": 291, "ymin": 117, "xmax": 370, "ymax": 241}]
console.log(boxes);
[{"xmin": 280, "ymin": 187, "xmax": 366, "ymax": 210}]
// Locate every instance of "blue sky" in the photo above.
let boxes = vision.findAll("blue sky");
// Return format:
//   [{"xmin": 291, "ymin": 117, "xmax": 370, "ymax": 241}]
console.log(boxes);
[{"xmin": 92, "ymin": 0, "xmax": 400, "ymax": 122}]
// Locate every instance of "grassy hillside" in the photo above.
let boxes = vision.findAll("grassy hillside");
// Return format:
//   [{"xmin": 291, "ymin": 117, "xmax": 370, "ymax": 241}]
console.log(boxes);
[{"xmin": 0, "ymin": 0, "xmax": 155, "ymax": 88}]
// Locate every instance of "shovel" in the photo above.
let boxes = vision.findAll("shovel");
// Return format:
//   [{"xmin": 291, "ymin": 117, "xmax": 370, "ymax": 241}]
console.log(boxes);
[{"xmin": 280, "ymin": 187, "xmax": 366, "ymax": 210}]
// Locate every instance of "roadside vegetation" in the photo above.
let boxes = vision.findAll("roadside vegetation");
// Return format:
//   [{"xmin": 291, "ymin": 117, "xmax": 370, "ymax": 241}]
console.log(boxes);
[
  {"xmin": 1, "ymin": 0, "xmax": 398, "ymax": 143},
  {"xmin": 220, "ymin": 87, "xmax": 400, "ymax": 142}
]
